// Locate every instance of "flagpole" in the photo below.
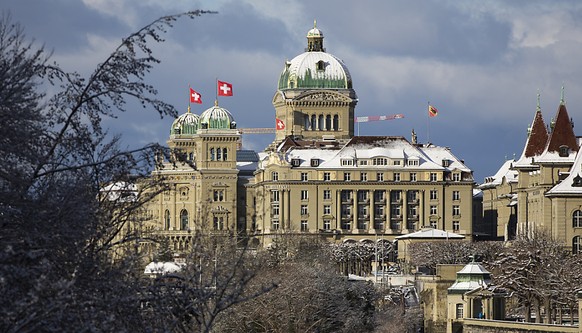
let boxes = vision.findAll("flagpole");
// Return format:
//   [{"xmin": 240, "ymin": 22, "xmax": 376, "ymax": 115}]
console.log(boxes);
[
  {"xmin": 188, "ymin": 84, "xmax": 191, "ymax": 113},
  {"xmin": 426, "ymin": 101, "xmax": 430, "ymax": 143},
  {"xmin": 215, "ymin": 77, "xmax": 218, "ymax": 105}
]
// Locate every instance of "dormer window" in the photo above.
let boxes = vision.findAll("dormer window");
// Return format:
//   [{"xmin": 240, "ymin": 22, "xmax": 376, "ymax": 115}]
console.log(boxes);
[
  {"xmin": 442, "ymin": 159, "xmax": 451, "ymax": 167},
  {"xmin": 559, "ymin": 145, "xmax": 569, "ymax": 157},
  {"xmin": 291, "ymin": 158, "xmax": 301, "ymax": 167},
  {"xmin": 316, "ymin": 60, "xmax": 326, "ymax": 71},
  {"xmin": 311, "ymin": 158, "xmax": 320, "ymax": 167},
  {"xmin": 341, "ymin": 159, "xmax": 354, "ymax": 166},
  {"xmin": 573, "ymin": 174, "xmax": 582, "ymax": 187}
]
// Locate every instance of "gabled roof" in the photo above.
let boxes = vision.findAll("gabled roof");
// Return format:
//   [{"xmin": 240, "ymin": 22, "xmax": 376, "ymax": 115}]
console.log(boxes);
[
  {"xmin": 479, "ymin": 159, "xmax": 518, "ymax": 189},
  {"xmin": 546, "ymin": 147, "xmax": 582, "ymax": 196}
]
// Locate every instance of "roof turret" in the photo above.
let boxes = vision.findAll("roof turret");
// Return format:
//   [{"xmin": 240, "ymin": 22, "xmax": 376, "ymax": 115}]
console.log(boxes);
[
  {"xmin": 171, "ymin": 108, "xmax": 200, "ymax": 135},
  {"xmin": 199, "ymin": 101, "xmax": 237, "ymax": 130}
]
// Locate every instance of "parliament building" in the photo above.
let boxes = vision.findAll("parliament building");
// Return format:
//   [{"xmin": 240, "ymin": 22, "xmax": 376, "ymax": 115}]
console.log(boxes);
[{"xmin": 143, "ymin": 24, "xmax": 475, "ymax": 251}]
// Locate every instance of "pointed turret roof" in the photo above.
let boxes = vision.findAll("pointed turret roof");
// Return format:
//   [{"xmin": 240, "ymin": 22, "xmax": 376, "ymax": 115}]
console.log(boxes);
[
  {"xmin": 545, "ymin": 102, "xmax": 578, "ymax": 154},
  {"xmin": 514, "ymin": 97, "xmax": 548, "ymax": 168},
  {"xmin": 524, "ymin": 109, "xmax": 549, "ymax": 158}
]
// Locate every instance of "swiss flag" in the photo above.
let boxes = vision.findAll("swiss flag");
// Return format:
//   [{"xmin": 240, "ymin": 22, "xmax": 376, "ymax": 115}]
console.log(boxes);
[
  {"xmin": 190, "ymin": 88, "xmax": 202, "ymax": 104},
  {"xmin": 217, "ymin": 80, "xmax": 233, "ymax": 96},
  {"xmin": 276, "ymin": 118, "xmax": 285, "ymax": 130}
]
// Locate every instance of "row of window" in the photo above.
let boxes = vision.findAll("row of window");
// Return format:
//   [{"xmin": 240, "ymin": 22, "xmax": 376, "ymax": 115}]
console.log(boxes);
[
  {"xmin": 269, "ymin": 219, "xmax": 461, "ymax": 232},
  {"xmin": 303, "ymin": 114, "xmax": 340, "ymax": 131},
  {"xmin": 163, "ymin": 209, "xmax": 225, "ymax": 230},
  {"xmin": 209, "ymin": 147, "xmax": 228, "ymax": 161},
  {"xmin": 272, "ymin": 171, "xmax": 462, "ymax": 182},
  {"xmin": 341, "ymin": 158, "xmax": 420, "ymax": 167},
  {"xmin": 270, "ymin": 189, "xmax": 462, "ymax": 202}
]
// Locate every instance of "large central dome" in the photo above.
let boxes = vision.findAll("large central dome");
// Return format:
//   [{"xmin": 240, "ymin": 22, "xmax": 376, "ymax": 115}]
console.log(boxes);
[{"xmin": 277, "ymin": 24, "xmax": 352, "ymax": 90}]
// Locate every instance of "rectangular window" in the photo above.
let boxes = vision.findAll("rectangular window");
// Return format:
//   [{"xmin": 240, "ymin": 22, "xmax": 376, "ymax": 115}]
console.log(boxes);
[
  {"xmin": 344, "ymin": 172, "xmax": 351, "ymax": 181},
  {"xmin": 301, "ymin": 172, "xmax": 308, "ymax": 181},
  {"xmin": 301, "ymin": 204, "xmax": 308, "ymax": 215},
  {"xmin": 453, "ymin": 220, "xmax": 460, "ymax": 232},
  {"xmin": 391, "ymin": 206, "xmax": 401, "ymax": 217},
  {"xmin": 272, "ymin": 220, "xmax": 279, "ymax": 230},
  {"xmin": 430, "ymin": 205, "xmax": 437, "ymax": 215},
  {"xmin": 213, "ymin": 190, "xmax": 224, "ymax": 202},
  {"xmin": 408, "ymin": 190, "xmax": 418, "ymax": 202},
  {"xmin": 301, "ymin": 190, "xmax": 309, "ymax": 201},
  {"xmin": 272, "ymin": 204, "xmax": 280, "ymax": 217},
  {"xmin": 410, "ymin": 172, "xmax": 417, "ymax": 182},
  {"xmin": 377, "ymin": 173, "xmax": 384, "ymax": 182},
  {"xmin": 394, "ymin": 173, "xmax": 401, "ymax": 182},
  {"xmin": 360, "ymin": 172, "xmax": 368, "ymax": 181},
  {"xmin": 359, "ymin": 160, "xmax": 368, "ymax": 166},
  {"xmin": 324, "ymin": 172, "xmax": 331, "ymax": 181},
  {"xmin": 357, "ymin": 190, "xmax": 368, "ymax": 202},
  {"xmin": 301, "ymin": 220, "xmax": 308, "ymax": 232},
  {"xmin": 391, "ymin": 190, "xmax": 401, "ymax": 202},
  {"xmin": 393, "ymin": 160, "xmax": 401, "ymax": 166},
  {"xmin": 453, "ymin": 205, "xmax": 460, "ymax": 216},
  {"xmin": 323, "ymin": 219, "xmax": 331, "ymax": 230},
  {"xmin": 341, "ymin": 159, "xmax": 354, "ymax": 166},
  {"xmin": 271, "ymin": 190, "xmax": 280, "ymax": 202},
  {"xmin": 408, "ymin": 205, "xmax": 418, "ymax": 218},
  {"xmin": 430, "ymin": 220, "xmax": 437, "ymax": 228},
  {"xmin": 323, "ymin": 190, "xmax": 331, "ymax": 200},
  {"xmin": 430, "ymin": 190, "xmax": 438, "ymax": 201},
  {"xmin": 453, "ymin": 190, "xmax": 460, "ymax": 201},
  {"xmin": 272, "ymin": 171, "xmax": 279, "ymax": 181},
  {"xmin": 430, "ymin": 172, "xmax": 438, "ymax": 182},
  {"xmin": 323, "ymin": 205, "xmax": 331, "ymax": 215},
  {"xmin": 453, "ymin": 173, "xmax": 461, "ymax": 181},
  {"xmin": 341, "ymin": 190, "xmax": 352, "ymax": 202},
  {"xmin": 374, "ymin": 190, "xmax": 385, "ymax": 202}
]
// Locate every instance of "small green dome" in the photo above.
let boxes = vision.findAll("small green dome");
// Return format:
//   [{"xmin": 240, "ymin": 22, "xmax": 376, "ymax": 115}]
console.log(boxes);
[
  {"xmin": 171, "ymin": 111, "xmax": 199, "ymax": 135},
  {"xmin": 199, "ymin": 103, "xmax": 236, "ymax": 130}
]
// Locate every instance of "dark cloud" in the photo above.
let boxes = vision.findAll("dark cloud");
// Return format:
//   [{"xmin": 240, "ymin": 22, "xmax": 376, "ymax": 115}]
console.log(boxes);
[{"xmin": 5, "ymin": 0, "xmax": 124, "ymax": 52}]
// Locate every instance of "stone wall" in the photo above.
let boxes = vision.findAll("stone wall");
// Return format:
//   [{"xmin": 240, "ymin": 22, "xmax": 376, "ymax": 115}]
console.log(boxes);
[{"xmin": 463, "ymin": 319, "xmax": 578, "ymax": 333}]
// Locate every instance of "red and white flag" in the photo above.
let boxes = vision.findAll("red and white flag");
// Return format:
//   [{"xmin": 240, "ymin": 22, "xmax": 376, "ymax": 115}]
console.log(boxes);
[
  {"xmin": 190, "ymin": 88, "xmax": 202, "ymax": 104},
  {"xmin": 276, "ymin": 118, "xmax": 285, "ymax": 130},
  {"xmin": 217, "ymin": 80, "xmax": 233, "ymax": 96}
]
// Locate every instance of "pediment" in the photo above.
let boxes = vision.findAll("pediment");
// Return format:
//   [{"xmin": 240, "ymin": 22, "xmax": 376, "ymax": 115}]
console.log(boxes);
[{"xmin": 294, "ymin": 90, "xmax": 353, "ymax": 103}]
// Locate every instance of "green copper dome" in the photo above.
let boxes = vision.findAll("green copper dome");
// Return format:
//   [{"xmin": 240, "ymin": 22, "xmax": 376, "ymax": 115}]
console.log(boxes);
[
  {"xmin": 199, "ymin": 102, "xmax": 236, "ymax": 130},
  {"xmin": 171, "ymin": 110, "xmax": 199, "ymax": 135},
  {"xmin": 278, "ymin": 24, "xmax": 352, "ymax": 90}
]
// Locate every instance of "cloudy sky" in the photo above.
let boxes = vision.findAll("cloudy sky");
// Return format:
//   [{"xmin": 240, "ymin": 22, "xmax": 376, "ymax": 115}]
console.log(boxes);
[{"xmin": 5, "ymin": 0, "xmax": 582, "ymax": 183}]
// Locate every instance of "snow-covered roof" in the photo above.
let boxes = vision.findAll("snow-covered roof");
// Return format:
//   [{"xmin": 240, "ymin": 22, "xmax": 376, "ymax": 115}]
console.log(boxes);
[
  {"xmin": 144, "ymin": 261, "xmax": 184, "ymax": 276},
  {"xmin": 395, "ymin": 228, "xmax": 465, "ymax": 240},
  {"xmin": 448, "ymin": 261, "xmax": 492, "ymax": 293},
  {"xmin": 479, "ymin": 159, "xmax": 518, "ymax": 189},
  {"xmin": 546, "ymin": 148, "xmax": 582, "ymax": 196},
  {"xmin": 263, "ymin": 136, "xmax": 472, "ymax": 176}
]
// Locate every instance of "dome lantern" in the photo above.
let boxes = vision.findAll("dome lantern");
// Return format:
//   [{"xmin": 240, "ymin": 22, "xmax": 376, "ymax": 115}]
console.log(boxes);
[{"xmin": 306, "ymin": 20, "xmax": 325, "ymax": 52}]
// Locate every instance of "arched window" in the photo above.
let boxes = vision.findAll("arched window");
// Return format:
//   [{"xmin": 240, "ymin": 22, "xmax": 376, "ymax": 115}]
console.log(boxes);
[
  {"xmin": 223, "ymin": 148, "xmax": 228, "ymax": 161},
  {"xmin": 318, "ymin": 115, "xmax": 324, "ymax": 130},
  {"xmin": 304, "ymin": 114, "xmax": 310, "ymax": 130},
  {"xmin": 165, "ymin": 210, "xmax": 171, "ymax": 230},
  {"xmin": 311, "ymin": 115, "xmax": 317, "ymax": 131},
  {"xmin": 216, "ymin": 147, "xmax": 222, "ymax": 161},
  {"xmin": 333, "ymin": 115, "xmax": 339, "ymax": 131},
  {"xmin": 573, "ymin": 210, "xmax": 582, "ymax": 228},
  {"xmin": 180, "ymin": 209, "xmax": 189, "ymax": 230},
  {"xmin": 573, "ymin": 236, "xmax": 581, "ymax": 254},
  {"xmin": 210, "ymin": 148, "xmax": 215, "ymax": 161},
  {"xmin": 325, "ymin": 115, "xmax": 332, "ymax": 130},
  {"xmin": 189, "ymin": 152, "xmax": 193, "ymax": 161}
]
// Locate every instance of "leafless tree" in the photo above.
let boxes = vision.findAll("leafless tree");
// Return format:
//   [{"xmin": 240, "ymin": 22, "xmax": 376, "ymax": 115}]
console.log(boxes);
[
  {"xmin": 408, "ymin": 241, "xmax": 502, "ymax": 274},
  {"xmin": 0, "ymin": 11, "xmax": 221, "ymax": 332}
]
